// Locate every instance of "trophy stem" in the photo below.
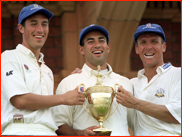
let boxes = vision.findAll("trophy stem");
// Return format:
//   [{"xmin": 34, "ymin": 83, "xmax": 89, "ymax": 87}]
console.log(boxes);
[
  {"xmin": 94, "ymin": 120, "xmax": 112, "ymax": 136},
  {"xmin": 99, "ymin": 121, "xmax": 103, "ymax": 128}
]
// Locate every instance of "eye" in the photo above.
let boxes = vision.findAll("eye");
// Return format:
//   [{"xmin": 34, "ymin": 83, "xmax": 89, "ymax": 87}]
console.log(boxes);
[
  {"xmin": 42, "ymin": 23, "xmax": 48, "ymax": 27},
  {"xmin": 140, "ymin": 41, "xmax": 146, "ymax": 45},
  {"xmin": 99, "ymin": 39, "xmax": 106, "ymax": 43},
  {"xmin": 88, "ymin": 40, "xmax": 94, "ymax": 44},
  {"xmin": 31, "ymin": 23, "xmax": 37, "ymax": 26},
  {"xmin": 152, "ymin": 40, "xmax": 158, "ymax": 44}
]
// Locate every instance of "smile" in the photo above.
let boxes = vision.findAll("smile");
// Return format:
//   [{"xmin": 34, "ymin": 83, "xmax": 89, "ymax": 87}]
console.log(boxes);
[
  {"xmin": 34, "ymin": 35, "xmax": 44, "ymax": 39},
  {"xmin": 92, "ymin": 51, "xmax": 103, "ymax": 54},
  {"xmin": 144, "ymin": 53, "xmax": 155, "ymax": 58}
]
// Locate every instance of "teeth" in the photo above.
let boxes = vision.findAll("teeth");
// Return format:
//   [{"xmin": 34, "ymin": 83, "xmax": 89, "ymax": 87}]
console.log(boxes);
[
  {"xmin": 144, "ymin": 53, "xmax": 154, "ymax": 58},
  {"xmin": 93, "ymin": 51, "xmax": 102, "ymax": 54},
  {"xmin": 35, "ymin": 36, "xmax": 43, "ymax": 38},
  {"xmin": 146, "ymin": 53, "xmax": 154, "ymax": 56}
]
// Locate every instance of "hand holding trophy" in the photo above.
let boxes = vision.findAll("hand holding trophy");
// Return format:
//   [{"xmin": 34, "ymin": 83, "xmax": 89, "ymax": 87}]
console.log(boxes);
[{"xmin": 79, "ymin": 65, "xmax": 120, "ymax": 136}]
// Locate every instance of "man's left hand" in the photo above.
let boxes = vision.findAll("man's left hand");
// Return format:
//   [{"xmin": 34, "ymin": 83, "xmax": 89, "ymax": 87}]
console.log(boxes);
[{"xmin": 116, "ymin": 86, "xmax": 138, "ymax": 108}]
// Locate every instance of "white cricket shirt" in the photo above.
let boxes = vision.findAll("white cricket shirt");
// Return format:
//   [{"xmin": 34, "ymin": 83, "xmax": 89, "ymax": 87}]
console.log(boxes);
[
  {"xmin": 1, "ymin": 44, "xmax": 58, "ymax": 134},
  {"xmin": 54, "ymin": 63, "xmax": 133, "ymax": 136},
  {"xmin": 130, "ymin": 63, "xmax": 181, "ymax": 136}
]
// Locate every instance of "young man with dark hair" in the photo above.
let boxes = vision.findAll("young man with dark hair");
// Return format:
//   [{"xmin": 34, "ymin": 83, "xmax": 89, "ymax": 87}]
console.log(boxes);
[{"xmin": 1, "ymin": 4, "xmax": 85, "ymax": 135}]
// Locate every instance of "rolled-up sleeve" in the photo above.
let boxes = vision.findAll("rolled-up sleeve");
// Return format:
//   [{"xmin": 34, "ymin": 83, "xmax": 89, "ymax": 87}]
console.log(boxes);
[{"xmin": 53, "ymin": 80, "xmax": 74, "ymax": 127}]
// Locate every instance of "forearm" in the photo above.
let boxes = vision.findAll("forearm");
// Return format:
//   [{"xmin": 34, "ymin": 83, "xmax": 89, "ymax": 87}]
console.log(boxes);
[
  {"xmin": 135, "ymin": 99, "xmax": 179, "ymax": 124},
  {"xmin": 10, "ymin": 93, "xmax": 65, "ymax": 110},
  {"xmin": 56, "ymin": 124, "xmax": 83, "ymax": 136}
]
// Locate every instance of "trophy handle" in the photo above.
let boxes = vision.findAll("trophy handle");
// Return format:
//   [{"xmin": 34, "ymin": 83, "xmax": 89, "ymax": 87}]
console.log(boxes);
[
  {"xmin": 78, "ymin": 83, "xmax": 92, "ymax": 116},
  {"xmin": 108, "ymin": 83, "xmax": 120, "ymax": 118}
]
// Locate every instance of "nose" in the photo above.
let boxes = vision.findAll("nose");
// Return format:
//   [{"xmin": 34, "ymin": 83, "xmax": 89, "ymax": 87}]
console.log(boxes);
[
  {"xmin": 145, "ymin": 42, "xmax": 152, "ymax": 49},
  {"xmin": 37, "ymin": 24, "xmax": 43, "ymax": 33},
  {"xmin": 94, "ymin": 40, "xmax": 101, "ymax": 48}
]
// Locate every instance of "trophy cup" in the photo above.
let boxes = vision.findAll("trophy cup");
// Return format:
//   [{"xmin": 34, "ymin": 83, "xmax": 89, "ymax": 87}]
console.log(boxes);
[{"xmin": 78, "ymin": 65, "xmax": 120, "ymax": 136}]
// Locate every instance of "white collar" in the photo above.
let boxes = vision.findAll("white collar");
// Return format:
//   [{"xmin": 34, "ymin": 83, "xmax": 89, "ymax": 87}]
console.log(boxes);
[
  {"xmin": 137, "ymin": 62, "xmax": 172, "ymax": 79},
  {"xmin": 82, "ymin": 63, "xmax": 113, "ymax": 78},
  {"xmin": 16, "ymin": 44, "xmax": 45, "ymax": 63}
]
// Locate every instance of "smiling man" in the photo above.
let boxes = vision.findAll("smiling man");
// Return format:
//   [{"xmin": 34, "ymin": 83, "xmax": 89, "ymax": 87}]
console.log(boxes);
[
  {"xmin": 116, "ymin": 23, "xmax": 181, "ymax": 136},
  {"xmin": 1, "ymin": 4, "xmax": 85, "ymax": 135},
  {"xmin": 54, "ymin": 24, "xmax": 133, "ymax": 136}
]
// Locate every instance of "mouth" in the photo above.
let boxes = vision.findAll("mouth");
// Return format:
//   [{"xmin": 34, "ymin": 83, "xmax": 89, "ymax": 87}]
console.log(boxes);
[
  {"xmin": 144, "ymin": 53, "xmax": 155, "ymax": 58},
  {"xmin": 92, "ymin": 50, "xmax": 103, "ymax": 55},
  {"xmin": 34, "ymin": 35, "xmax": 44, "ymax": 39}
]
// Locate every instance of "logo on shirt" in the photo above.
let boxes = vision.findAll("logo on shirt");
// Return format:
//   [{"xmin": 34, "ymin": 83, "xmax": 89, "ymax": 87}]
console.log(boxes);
[
  {"xmin": 155, "ymin": 88, "xmax": 165, "ymax": 98},
  {"xmin": 24, "ymin": 64, "xmax": 29, "ymax": 70},
  {"xmin": 13, "ymin": 114, "xmax": 24, "ymax": 123},
  {"xmin": 6, "ymin": 70, "xmax": 13, "ymax": 76}
]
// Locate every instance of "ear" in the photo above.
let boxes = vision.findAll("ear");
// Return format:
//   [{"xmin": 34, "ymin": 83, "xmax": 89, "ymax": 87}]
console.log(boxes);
[
  {"xmin": 135, "ymin": 44, "xmax": 139, "ymax": 54},
  {"xmin": 107, "ymin": 44, "xmax": 111, "ymax": 53},
  {"xmin": 17, "ymin": 24, "xmax": 24, "ymax": 34},
  {"xmin": 162, "ymin": 42, "xmax": 166, "ymax": 52},
  {"xmin": 78, "ymin": 45, "xmax": 84, "ymax": 55}
]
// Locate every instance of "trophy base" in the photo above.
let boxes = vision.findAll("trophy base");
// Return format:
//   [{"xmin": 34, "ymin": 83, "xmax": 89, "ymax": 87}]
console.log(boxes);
[{"xmin": 93, "ymin": 128, "xmax": 112, "ymax": 136}]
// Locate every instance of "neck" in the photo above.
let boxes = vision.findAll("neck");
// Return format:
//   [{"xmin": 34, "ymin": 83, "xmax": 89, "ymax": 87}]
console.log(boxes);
[
  {"xmin": 144, "ymin": 68, "xmax": 157, "ymax": 82},
  {"xmin": 22, "ymin": 43, "xmax": 41, "ymax": 61},
  {"xmin": 86, "ymin": 63, "xmax": 108, "ymax": 70},
  {"xmin": 34, "ymin": 51, "xmax": 41, "ymax": 61},
  {"xmin": 144, "ymin": 63, "xmax": 164, "ymax": 82},
  {"xmin": 23, "ymin": 45, "xmax": 41, "ymax": 66}
]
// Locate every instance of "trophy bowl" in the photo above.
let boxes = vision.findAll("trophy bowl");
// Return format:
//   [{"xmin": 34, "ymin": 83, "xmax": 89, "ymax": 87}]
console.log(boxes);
[{"xmin": 79, "ymin": 65, "xmax": 119, "ymax": 136}]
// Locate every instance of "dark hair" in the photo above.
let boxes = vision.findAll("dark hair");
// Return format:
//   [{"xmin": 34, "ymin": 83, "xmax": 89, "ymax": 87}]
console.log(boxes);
[{"xmin": 21, "ymin": 18, "xmax": 26, "ymax": 27}]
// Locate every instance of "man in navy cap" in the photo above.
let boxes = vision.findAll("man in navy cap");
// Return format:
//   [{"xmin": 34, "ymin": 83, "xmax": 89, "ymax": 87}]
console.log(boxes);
[
  {"xmin": 1, "ymin": 4, "xmax": 85, "ymax": 135},
  {"xmin": 54, "ymin": 24, "xmax": 133, "ymax": 136},
  {"xmin": 116, "ymin": 23, "xmax": 181, "ymax": 135}
]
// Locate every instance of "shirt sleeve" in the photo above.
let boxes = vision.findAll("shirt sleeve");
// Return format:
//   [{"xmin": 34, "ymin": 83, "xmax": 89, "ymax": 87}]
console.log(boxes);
[
  {"xmin": 53, "ymin": 79, "xmax": 74, "ymax": 127},
  {"xmin": 165, "ymin": 88, "xmax": 181, "ymax": 123},
  {"xmin": 165, "ymin": 68, "xmax": 181, "ymax": 123},
  {"xmin": 1, "ymin": 58, "xmax": 29, "ymax": 101}
]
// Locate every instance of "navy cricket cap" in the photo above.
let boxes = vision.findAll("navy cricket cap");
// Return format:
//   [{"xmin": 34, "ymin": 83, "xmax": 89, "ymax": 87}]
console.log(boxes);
[
  {"xmin": 79, "ymin": 24, "xmax": 109, "ymax": 45},
  {"xmin": 18, "ymin": 4, "xmax": 53, "ymax": 25},
  {"xmin": 133, "ymin": 23, "xmax": 165, "ymax": 43}
]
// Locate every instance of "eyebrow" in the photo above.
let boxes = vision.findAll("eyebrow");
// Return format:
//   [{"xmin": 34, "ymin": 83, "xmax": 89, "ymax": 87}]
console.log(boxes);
[
  {"xmin": 98, "ymin": 36, "xmax": 106, "ymax": 40},
  {"xmin": 86, "ymin": 38, "xmax": 94, "ymax": 41},
  {"xmin": 30, "ymin": 20, "xmax": 48, "ymax": 24},
  {"xmin": 86, "ymin": 36, "xmax": 106, "ymax": 41}
]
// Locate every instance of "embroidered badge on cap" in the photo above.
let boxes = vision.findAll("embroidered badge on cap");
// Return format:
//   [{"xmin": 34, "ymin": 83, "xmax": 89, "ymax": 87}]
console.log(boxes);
[
  {"xmin": 31, "ymin": 4, "xmax": 43, "ymax": 10},
  {"xmin": 34, "ymin": 4, "xmax": 38, "ymax": 8},
  {"xmin": 155, "ymin": 88, "xmax": 165, "ymax": 98},
  {"xmin": 146, "ymin": 23, "xmax": 151, "ymax": 27}
]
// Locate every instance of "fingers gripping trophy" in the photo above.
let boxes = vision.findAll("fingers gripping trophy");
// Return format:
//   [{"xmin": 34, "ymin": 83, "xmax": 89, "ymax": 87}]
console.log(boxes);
[{"xmin": 79, "ymin": 65, "xmax": 120, "ymax": 136}]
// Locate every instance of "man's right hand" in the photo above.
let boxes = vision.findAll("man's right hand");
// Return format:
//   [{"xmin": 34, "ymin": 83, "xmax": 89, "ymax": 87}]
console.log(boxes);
[
  {"xmin": 63, "ymin": 86, "xmax": 85, "ymax": 105},
  {"xmin": 56, "ymin": 124, "xmax": 100, "ymax": 136},
  {"xmin": 83, "ymin": 126, "xmax": 100, "ymax": 136}
]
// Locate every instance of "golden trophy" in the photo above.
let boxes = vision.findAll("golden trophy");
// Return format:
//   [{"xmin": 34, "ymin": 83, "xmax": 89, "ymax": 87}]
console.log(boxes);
[{"xmin": 78, "ymin": 65, "xmax": 120, "ymax": 136}]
